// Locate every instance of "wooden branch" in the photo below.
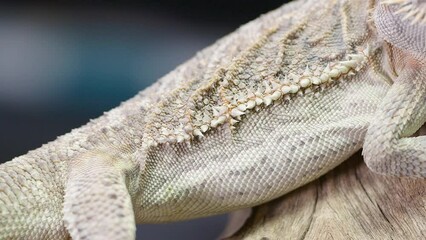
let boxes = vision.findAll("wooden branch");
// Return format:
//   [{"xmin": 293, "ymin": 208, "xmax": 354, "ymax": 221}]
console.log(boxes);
[{"xmin": 223, "ymin": 151, "xmax": 426, "ymax": 239}]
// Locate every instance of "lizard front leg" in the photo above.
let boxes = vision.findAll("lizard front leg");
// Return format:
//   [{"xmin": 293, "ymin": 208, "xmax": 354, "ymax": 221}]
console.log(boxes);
[
  {"xmin": 363, "ymin": 63, "xmax": 426, "ymax": 177},
  {"xmin": 63, "ymin": 151, "xmax": 136, "ymax": 240}
]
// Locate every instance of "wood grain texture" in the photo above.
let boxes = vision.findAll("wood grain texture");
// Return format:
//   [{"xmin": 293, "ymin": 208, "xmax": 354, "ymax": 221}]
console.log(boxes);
[{"xmin": 223, "ymin": 150, "xmax": 426, "ymax": 240}]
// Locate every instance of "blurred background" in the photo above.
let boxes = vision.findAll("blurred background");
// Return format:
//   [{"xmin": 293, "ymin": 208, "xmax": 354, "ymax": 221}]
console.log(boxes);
[{"xmin": 0, "ymin": 0, "xmax": 289, "ymax": 239}]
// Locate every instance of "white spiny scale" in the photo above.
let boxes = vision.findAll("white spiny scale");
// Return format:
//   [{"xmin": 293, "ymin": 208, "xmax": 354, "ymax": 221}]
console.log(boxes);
[
  {"xmin": 238, "ymin": 104, "xmax": 247, "ymax": 111},
  {"xmin": 329, "ymin": 68, "xmax": 340, "ymax": 78},
  {"xmin": 230, "ymin": 108, "xmax": 245, "ymax": 117},
  {"xmin": 217, "ymin": 115, "xmax": 227, "ymax": 125},
  {"xmin": 193, "ymin": 129, "xmax": 204, "ymax": 137},
  {"xmin": 281, "ymin": 85, "xmax": 291, "ymax": 94},
  {"xmin": 312, "ymin": 76, "xmax": 321, "ymax": 85},
  {"xmin": 264, "ymin": 96, "xmax": 273, "ymax": 106},
  {"xmin": 271, "ymin": 91, "xmax": 282, "ymax": 100},
  {"xmin": 300, "ymin": 78, "xmax": 312, "ymax": 88},
  {"xmin": 246, "ymin": 100, "xmax": 256, "ymax": 109},
  {"xmin": 177, "ymin": 135, "xmax": 185, "ymax": 143},
  {"xmin": 255, "ymin": 97, "xmax": 263, "ymax": 105},
  {"xmin": 337, "ymin": 65, "xmax": 350, "ymax": 74},
  {"xmin": 348, "ymin": 54, "xmax": 364, "ymax": 63},
  {"xmin": 289, "ymin": 85, "xmax": 300, "ymax": 93},
  {"xmin": 230, "ymin": 118, "xmax": 239, "ymax": 125},
  {"xmin": 210, "ymin": 119, "xmax": 220, "ymax": 128},
  {"xmin": 200, "ymin": 125, "xmax": 209, "ymax": 133},
  {"xmin": 340, "ymin": 60, "xmax": 358, "ymax": 68},
  {"xmin": 320, "ymin": 73, "xmax": 330, "ymax": 83}
]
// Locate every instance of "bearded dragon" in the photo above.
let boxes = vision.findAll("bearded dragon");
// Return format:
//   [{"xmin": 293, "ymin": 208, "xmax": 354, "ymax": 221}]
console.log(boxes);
[{"xmin": 1, "ymin": 0, "xmax": 425, "ymax": 239}]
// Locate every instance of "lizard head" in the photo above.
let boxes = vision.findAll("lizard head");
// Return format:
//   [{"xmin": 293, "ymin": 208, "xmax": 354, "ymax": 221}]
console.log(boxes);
[{"xmin": 375, "ymin": 0, "xmax": 426, "ymax": 62}]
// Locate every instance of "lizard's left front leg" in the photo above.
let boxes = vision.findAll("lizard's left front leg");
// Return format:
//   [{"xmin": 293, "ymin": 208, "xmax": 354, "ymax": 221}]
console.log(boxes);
[
  {"xmin": 63, "ymin": 150, "xmax": 137, "ymax": 240},
  {"xmin": 363, "ymin": 63, "xmax": 426, "ymax": 177}
]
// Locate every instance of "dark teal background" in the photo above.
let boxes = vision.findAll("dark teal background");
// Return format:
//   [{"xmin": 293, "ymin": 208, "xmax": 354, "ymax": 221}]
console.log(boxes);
[{"xmin": 0, "ymin": 1, "xmax": 289, "ymax": 239}]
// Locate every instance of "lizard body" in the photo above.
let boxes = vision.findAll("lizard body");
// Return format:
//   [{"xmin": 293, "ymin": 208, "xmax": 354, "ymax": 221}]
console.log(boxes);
[{"xmin": 1, "ymin": 0, "xmax": 425, "ymax": 239}]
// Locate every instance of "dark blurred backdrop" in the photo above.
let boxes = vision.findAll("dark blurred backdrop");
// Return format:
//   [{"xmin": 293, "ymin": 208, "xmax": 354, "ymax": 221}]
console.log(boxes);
[{"xmin": 0, "ymin": 1, "xmax": 289, "ymax": 239}]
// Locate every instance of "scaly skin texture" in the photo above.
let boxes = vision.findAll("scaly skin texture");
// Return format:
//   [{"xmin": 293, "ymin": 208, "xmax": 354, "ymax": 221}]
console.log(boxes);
[{"xmin": 0, "ymin": 0, "xmax": 425, "ymax": 239}]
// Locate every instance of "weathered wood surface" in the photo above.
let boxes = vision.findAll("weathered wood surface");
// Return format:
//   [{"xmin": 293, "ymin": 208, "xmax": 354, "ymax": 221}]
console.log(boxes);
[{"xmin": 222, "ymin": 149, "xmax": 426, "ymax": 240}]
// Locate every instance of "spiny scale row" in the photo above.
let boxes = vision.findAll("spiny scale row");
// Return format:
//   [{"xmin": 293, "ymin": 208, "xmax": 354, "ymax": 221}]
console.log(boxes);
[
  {"xmin": 381, "ymin": 0, "xmax": 426, "ymax": 25},
  {"xmin": 144, "ymin": 47, "xmax": 370, "ymax": 147},
  {"xmin": 191, "ymin": 48, "xmax": 369, "ymax": 137}
]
